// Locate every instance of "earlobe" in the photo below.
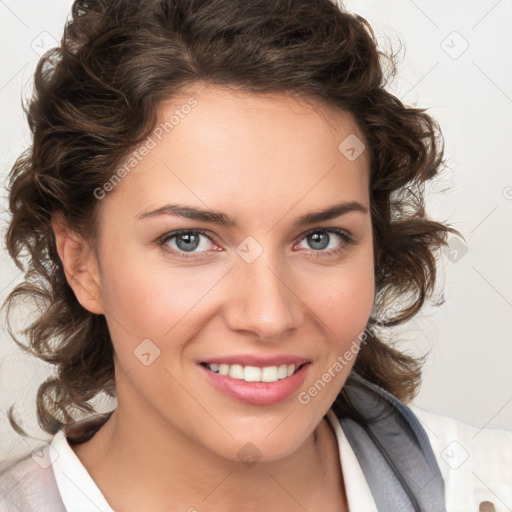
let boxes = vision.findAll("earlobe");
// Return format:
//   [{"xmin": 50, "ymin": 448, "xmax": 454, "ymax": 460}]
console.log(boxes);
[{"xmin": 51, "ymin": 213, "xmax": 104, "ymax": 315}]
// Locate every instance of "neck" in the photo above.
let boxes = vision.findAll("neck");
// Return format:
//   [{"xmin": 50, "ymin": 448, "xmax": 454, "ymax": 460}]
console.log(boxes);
[{"xmin": 71, "ymin": 395, "xmax": 347, "ymax": 512}]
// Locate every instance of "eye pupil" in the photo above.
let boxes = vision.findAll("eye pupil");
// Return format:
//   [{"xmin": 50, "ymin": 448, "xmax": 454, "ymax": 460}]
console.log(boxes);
[
  {"xmin": 176, "ymin": 233, "xmax": 200, "ymax": 251},
  {"xmin": 308, "ymin": 232, "xmax": 329, "ymax": 250},
  {"xmin": 164, "ymin": 229, "xmax": 345, "ymax": 258}
]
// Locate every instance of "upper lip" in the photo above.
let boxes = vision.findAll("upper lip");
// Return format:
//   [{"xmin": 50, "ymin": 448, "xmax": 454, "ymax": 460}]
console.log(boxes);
[{"xmin": 201, "ymin": 355, "xmax": 310, "ymax": 367}]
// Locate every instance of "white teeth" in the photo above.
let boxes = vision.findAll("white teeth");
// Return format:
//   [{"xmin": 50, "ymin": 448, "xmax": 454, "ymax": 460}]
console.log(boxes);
[
  {"xmin": 205, "ymin": 362, "xmax": 299, "ymax": 382},
  {"xmin": 261, "ymin": 366, "xmax": 278, "ymax": 382},
  {"xmin": 229, "ymin": 364, "xmax": 244, "ymax": 379},
  {"xmin": 277, "ymin": 364, "xmax": 288, "ymax": 379},
  {"xmin": 243, "ymin": 366, "xmax": 262, "ymax": 382}
]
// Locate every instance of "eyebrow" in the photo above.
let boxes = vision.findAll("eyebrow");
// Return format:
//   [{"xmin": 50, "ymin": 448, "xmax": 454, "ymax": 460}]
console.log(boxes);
[{"xmin": 136, "ymin": 200, "xmax": 368, "ymax": 227}]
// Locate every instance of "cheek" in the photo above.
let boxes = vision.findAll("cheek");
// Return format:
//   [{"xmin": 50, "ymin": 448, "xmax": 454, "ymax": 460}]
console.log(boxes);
[
  {"xmin": 98, "ymin": 248, "xmax": 228, "ymax": 344},
  {"xmin": 98, "ymin": 234, "xmax": 374, "ymax": 353},
  {"xmin": 303, "ymin": 251, "xmax": 375, "ymax": 336}
]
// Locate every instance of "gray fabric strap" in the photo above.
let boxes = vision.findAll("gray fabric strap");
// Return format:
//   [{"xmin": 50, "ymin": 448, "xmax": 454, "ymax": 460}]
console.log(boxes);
[
  {"xmin": 334, "ymin": 372, "xmax": 446, "ymax": 512},
  {"xmin": 0, "ymin": 373, "xmax": 446, "ymax": 511}
]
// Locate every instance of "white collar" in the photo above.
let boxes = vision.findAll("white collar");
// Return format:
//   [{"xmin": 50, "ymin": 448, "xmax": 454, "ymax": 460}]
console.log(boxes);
[
  {"xmin": 50, "ymin": 430, "xmax": 114, "ymax": 512},
  {"xmin": 50, "ymin": 409, "xmax": 377, "ymax": 512},
  {"xmin": 325, "ymin": 409, "xmax": 378, "ymax": 512}
]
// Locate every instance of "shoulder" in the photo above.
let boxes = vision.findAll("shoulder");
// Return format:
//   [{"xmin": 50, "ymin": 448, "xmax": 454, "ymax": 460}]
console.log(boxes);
[
  {"xmin": 0, "ymin": 443, "xmax": 66, "ymax": 511},
  {"xmin": 0, "ymin": 411, "xmax": 113, "ymax": 512},
  {"xmin": 409, "ymin": 404, "xmax": 512, "ymax": 512}
]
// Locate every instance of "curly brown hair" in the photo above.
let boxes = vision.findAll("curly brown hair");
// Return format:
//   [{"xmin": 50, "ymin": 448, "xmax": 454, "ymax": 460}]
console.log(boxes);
[{"xmin": 3, "ymin": 0, "xmax": 461, "ymax": 436}]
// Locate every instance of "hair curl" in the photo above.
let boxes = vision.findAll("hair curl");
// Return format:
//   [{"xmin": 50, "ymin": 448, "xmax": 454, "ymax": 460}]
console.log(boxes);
[{"xmin": 3, "ymin": 0, "xmax": 461, "ymax": 436}]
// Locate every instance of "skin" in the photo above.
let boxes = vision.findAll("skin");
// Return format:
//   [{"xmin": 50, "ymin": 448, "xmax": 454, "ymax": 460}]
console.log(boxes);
[{"xmin": 52, "ymin": 82, "xmax": 375, "ymax": 512}]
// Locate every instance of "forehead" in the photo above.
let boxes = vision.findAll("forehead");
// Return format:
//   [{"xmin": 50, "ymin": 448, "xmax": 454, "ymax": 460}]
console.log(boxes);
[
  {"xmin": 102, "ymin": 84, "xmax": 370, "ymax": 226},
  {"xmin": 153, "ymin": 83, "xmax": 367, "ymax": 157}
]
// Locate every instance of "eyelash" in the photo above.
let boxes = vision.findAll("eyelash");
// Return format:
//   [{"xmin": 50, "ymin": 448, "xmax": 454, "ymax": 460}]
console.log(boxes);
[{"xmin": 157, "ymin": 228, "xmax": 355, "ymax": 260}]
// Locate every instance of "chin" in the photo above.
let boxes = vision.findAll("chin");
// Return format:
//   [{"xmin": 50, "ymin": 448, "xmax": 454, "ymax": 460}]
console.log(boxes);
[{"xmin": 202, "ymin": 416, "xmax": 321, "ymax": 467}]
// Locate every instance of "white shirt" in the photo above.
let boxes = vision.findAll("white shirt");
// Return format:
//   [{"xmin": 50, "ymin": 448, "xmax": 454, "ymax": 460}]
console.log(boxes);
[
  {"xmin": 49, "ymin": 430, "xmax": 113, "ymax": 512},
  {"xmin": 45, "ymin": 406, "xmax": 512, "ymax": 512},
  {"xmin": 47, "ymin": 409, "xmax": 378, "ymax": 512},
  {"xmin": 410, "ymin": 404, "xmax": 512, "ymax": 512}
]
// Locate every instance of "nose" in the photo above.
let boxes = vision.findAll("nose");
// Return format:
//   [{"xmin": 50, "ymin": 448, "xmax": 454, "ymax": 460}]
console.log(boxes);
[{"xmin": 223, "ymin": 251, "xmax": 303, "ymax": 342}]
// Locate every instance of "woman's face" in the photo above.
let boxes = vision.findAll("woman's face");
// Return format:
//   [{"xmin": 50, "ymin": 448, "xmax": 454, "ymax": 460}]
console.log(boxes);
[{"xmin": 90, "ymin": 83, "xmax": 375, "ymax": 462}]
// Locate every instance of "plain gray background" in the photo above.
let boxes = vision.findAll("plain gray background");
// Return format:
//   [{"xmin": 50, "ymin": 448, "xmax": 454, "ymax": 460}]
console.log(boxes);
[{"xmin": 1, "ymin": 0, "xmax": 511, "ymax": 462}]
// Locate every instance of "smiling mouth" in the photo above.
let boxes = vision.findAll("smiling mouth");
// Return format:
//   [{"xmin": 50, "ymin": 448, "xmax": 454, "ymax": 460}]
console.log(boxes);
[{"xmin": 201, "ymin": 362, "xmax": 307, "ymax": 383}]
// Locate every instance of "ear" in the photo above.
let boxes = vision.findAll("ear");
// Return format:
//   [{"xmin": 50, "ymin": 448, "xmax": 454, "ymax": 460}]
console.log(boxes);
[{"xmin": 51, "ymin": 213, "xmax": 104, "ymax": 315}]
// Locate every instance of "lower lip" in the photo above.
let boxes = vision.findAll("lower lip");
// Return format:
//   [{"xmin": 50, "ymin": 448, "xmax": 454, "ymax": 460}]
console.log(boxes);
[{"xmin": 199, "ymin": 363, "xmax": 311, "ymax": 405}]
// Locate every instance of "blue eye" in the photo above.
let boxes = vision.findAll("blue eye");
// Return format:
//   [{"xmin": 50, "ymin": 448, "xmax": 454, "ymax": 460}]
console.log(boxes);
[
  {"xmin": 295, "ymin": 228, "xmax": 354, "ymax": 258},
  {"xmin": 157, "ymin": 228, "xmax": 354, "ymax": 259},
  {"xmin": 159, "ymin": 229, "xmax": 215, "ymax": 255}
]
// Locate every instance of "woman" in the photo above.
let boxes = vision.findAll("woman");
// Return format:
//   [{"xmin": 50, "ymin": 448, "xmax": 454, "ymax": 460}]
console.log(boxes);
[{"xmin": 0, "ymin": 0, "xmax": 510, "ymax": 511}]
